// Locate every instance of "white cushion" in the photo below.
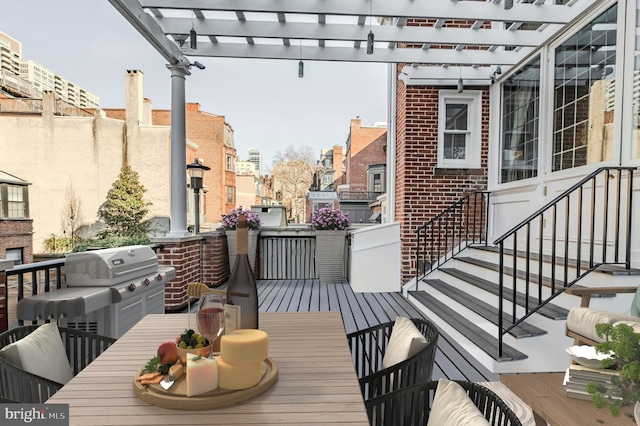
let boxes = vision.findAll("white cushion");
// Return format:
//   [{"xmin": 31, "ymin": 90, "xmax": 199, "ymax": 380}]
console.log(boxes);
[
  {"xmin": 381, "ymin": 317, "xmax": 429, "ymax": 369},
  {"xmin": 0, "ymin": 323, "xmax": 74, "ymax": 385},
  {"xmin": 567, "ymin": 307, "xmax": 640, "ymax": 343},
  {"xmin": 427, "ymin": 379, "xmax": 490, "ymax": 426}
]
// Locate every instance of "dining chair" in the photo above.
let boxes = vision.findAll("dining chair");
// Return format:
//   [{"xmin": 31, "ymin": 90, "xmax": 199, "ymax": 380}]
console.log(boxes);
[
  {"xmin": 365, "ymin": 380, "xmax": 523, "ymax": 426},
  {"xmin": 0, "ymin": 324, "xmax": 115, "ymax": 403},
  {"xmin": 347, "ymin": 318, "xmax": 439, "ymax": 401}
]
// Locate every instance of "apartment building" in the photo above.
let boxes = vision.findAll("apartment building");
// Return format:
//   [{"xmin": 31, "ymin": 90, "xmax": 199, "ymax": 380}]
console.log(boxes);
[{"xmin": 0, "ymin": 31, "xmax": 99, "ymax": 108}]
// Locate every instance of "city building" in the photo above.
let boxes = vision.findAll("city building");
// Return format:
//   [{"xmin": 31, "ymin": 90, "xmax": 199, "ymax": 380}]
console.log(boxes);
[
  {"xmin": 247, "ymin": 148, "xmax": 263, "ymax": 176},
  {"xmin": 0, "ymin": 32, "xmax": 99, "ymax": 108},
  {"xmin": 0, "ymin": 170, "xmax": 32, "ymax": 265},
  {"xmin": 0, "ymin": 69, "xmax": 235, "ymax": 250},
  {"xmin": 235, "ymin": 160, "xmax": 257, "ymax": 177},
  {"xmin": 339, "ymin": 118, "xmax": 387, "ymax": 223},
  {"xmin": 307, "ymin": 119, "xmax": 387, "ymax": 224}
]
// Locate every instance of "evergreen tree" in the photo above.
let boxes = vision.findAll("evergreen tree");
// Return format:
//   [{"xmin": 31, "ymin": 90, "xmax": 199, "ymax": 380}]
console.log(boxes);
[{"xmin": 97, "ymin": 165, "xmax": 151, "ymax": 237}]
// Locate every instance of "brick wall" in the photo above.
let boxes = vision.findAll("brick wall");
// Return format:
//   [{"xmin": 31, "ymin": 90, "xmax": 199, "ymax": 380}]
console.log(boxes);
[
  {"xmin": 155, "ymin": 233, "xmax": 230, "ymax": 312},
  {"xmin": 346, "ymin": 118, "xmax": 387, "ymax": 191},
  {"xmin": 151, "ymin": 104, "xmax": 237, "ymax": 225},
  {"xmin": 396, "ymin": 83, "xmax": 489, "ymax": 282},
  {"xmin": 0, "ymin": 219, "xmax": 33, "ymax": 264}
]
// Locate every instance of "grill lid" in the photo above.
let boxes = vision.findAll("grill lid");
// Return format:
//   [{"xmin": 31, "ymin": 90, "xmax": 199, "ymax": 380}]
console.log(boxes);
[{"xmin": 65, "ymin": 245, "xmax": 158, "ymax": 287}]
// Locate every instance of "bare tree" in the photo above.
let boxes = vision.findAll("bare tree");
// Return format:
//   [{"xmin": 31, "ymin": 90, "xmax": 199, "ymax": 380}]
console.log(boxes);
[
  {"xmin": 61, "ymin": 182, "xmax": 83, "ymax": 245},
  {"xmin": 270, "ymin": 146, "xmax": 316, "ymax": 223}
]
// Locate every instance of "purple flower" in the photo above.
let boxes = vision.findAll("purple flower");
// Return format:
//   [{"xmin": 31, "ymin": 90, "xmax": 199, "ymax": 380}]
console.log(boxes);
[
  {"xmin": 311, "ymin": 208, "xmax": 350, "ymax": 230},
  {"xmin": 221, "ymin": 206, "xmax": 261, "ymax": 230}
]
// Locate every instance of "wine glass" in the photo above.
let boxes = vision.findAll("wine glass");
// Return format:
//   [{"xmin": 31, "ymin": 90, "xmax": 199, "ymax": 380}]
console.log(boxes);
[{"xmin": 196, "ymin": 293, "xmax": 225, "ymax": 358}]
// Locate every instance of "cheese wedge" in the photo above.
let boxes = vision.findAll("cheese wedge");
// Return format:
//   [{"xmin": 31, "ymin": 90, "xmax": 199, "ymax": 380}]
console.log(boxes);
[
  {"xmin": 220, "ymin": 329, "xmax": 268, "ymax": 365},
  {"xmin": 217, "ymin": 356, "xmax": 262, "ymax": 390},
  {"xmin": 185, "ymin": 353, "xmax": 218, "ymax": 396}
]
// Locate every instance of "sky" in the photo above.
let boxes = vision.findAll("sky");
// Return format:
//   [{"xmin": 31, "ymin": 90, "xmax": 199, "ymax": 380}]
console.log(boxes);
[{"xmin": 2, "ymin": 1, "xmax": 388, "ymax": 174}]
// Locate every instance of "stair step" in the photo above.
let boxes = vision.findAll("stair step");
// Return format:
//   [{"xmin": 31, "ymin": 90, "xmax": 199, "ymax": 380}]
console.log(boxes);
[
  {"xmin": 409, "ymin": 291, "xmax": 527, "ymax": 362},
  {"xmin": 471, "ymin": 245, "xmax": 640, "ymax": 276},
  {"xmin": 423, "ymin": 279, "xmax": 547, "ymax": 338},
  {"xmin": 456, "ymin": 256, "xmax": 573, "ymax": 289},
  {"xmin": 439, "ymin": 267, "xmax": 569, "ymax": 320}
]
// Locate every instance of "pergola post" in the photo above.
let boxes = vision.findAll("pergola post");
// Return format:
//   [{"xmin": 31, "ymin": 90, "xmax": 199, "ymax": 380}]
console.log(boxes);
[{"xmin": 165, "ymin": 64, "xmax": 191, "ymax": 238}]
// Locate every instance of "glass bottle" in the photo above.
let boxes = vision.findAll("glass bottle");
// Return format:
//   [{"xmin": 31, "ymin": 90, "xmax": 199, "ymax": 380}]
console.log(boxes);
[{"xmin": 225, "ymin": 214, "xmax": 259, "ymax": 330}]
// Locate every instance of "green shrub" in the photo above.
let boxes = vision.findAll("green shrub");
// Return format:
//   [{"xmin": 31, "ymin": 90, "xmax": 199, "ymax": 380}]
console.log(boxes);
[{"xmin": 72, "ymin": 235, "xmax": 151, "ymax": 252}]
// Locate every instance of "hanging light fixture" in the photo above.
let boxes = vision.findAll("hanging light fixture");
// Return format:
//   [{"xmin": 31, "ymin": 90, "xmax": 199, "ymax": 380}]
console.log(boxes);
[
  {"xmin": 298, "ymin": 41, "xmax": 304, "ymax": 78},
  {"xmin": 190, "ymin": 27, "xmax": 197, "ymax": 49},
  {"xmin": 190, "ymin": 10, "xmax": 197, "ymax": 50},
  {"xmin": 366, "ymin": 0, "xmax": 374, "ymax": 55},
  {"xmin": 457, "ymin": 67, "xmax": 464, "ymax": 93}
]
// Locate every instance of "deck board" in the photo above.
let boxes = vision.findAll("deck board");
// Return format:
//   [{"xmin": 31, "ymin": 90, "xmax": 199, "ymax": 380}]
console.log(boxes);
[{"xmin": 218, "ymin": 279, "xmax": 497, "ymax": 382}]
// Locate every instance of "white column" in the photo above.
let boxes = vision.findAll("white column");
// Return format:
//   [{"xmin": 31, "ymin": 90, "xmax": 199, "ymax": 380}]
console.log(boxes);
[
  {"xmin": 386, "ymin": 62, "xmax": 397, "ymax": 222},
  {"xmin": 166, "ymin": 64, "xmax": 191, "ymax": 237}
]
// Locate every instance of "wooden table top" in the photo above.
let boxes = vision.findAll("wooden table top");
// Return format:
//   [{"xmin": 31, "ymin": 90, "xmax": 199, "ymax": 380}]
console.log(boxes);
[
  {"xmin": 501, "ymin": 372, "xmax": 635, "ymax": 426},
  {"xmin": 48, "ymin": 312, "xmax": 369, "ymax": 425}
]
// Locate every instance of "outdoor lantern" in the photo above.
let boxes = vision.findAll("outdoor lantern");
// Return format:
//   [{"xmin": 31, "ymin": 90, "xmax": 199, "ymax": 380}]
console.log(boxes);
[{"xmin": 187, "ymin": 160, "xmax": 210, "ymax": 234}]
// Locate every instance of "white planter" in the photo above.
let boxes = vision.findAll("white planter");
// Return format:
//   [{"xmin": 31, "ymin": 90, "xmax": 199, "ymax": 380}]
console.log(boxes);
[
  {"xmin": 226, "ymin": 230, "xmax": 259, "ymax": 272},
  {"xmin": 315, "ymin": 230, "xmax": 347, "ymax": 283}
]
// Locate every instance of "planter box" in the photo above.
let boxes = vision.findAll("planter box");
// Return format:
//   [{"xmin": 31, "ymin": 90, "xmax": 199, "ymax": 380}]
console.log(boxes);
[
  {"xmin": 315, "ymin": 230, "xmax": 347, "ymax": 283},
  {"xmin": 226, "ymin": 230, "xmax": 259, "ymax": 272}
]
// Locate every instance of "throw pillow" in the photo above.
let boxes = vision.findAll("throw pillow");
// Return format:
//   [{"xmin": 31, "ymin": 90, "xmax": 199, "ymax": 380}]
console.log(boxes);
[
  {"xmin": 427, "ymin": 379, "xmax": 490, "ymax": 426},
  {"xmin": 381, "ymin": 317, "xmax": 429, "ymax": 369},
  {"xmin": 0, "ymin": 323, "xmax": 74, "ymax": 385}
]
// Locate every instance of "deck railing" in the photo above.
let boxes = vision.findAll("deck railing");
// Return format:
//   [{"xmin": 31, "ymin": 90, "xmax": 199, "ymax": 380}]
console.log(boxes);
[
  {"xmin": 415, "ymin": 191, "xmax": 490, "ymax": 284},
  {"xmin": 495, "ymin": 166, "xmax": 636, "ymax": 358},
  {"xmin": 259, "ymin": 230, "xmax": 318, "ymax": 279}
]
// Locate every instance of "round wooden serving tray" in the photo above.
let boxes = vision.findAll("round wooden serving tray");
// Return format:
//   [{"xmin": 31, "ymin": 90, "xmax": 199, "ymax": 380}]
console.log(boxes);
[{"xmin": 132, "ymin": 357, "xmax": 278, "ymax": 410}]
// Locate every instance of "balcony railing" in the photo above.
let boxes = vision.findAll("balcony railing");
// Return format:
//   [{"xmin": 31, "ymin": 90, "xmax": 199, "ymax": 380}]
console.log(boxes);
[{"xmin": 339, "ymin": 191, "xmax": 383, "ymax": 201}]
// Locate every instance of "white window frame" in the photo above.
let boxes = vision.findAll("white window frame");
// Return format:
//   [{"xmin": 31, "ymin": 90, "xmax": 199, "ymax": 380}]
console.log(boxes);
[{"xmin": 437, "ymin": 90, "xmax": 482, "ymax": 168}]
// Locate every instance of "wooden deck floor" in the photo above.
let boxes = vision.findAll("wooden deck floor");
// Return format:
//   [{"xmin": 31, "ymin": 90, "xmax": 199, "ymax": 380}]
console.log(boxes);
[
  {"xmin": 249, "ymin": 279, "xmax": 498, "ymax": 382},
  {"xmin": 7, "ymin": 278, "xmax": 497, "ymax": 382}
]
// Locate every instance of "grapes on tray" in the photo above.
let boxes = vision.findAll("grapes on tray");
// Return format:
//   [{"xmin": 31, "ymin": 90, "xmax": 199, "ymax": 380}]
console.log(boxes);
[{"xmin": 178, "ymin": 329, "xmax": 209, "ymax": 349}]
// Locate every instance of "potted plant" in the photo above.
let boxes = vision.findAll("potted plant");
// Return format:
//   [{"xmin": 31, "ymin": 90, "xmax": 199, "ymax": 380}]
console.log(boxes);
[
  {"xmin": 587, "ymin": 322, "xmax": 640, "ymax": 422},
  {"xmin": 311, "ymin": 208, "xmax": 350, "ymax": 283},
  {"xmin": 221, "ymin": 207, "xmax": 261, "ymax": 271}
]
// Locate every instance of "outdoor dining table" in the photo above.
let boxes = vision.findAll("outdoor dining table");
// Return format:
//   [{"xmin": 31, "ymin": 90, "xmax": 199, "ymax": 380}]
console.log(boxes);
[{"xmin": 47, "ymin": 311, "xmax": 369, "ymax": 425}]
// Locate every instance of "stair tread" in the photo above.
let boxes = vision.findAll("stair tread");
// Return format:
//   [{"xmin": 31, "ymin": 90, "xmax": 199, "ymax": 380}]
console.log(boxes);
[
  {"xmin": 456, "ymin": 256, "xmax": 574, "ymax": 289},
  {"xmin": 423, "ymin": 278, "xmax": 547, "ymax": 338},
  {"xmin": 471, "ymin": 245, "xmax": 640, "ymax": 276},
  {"xmin": 438, "ymin": 267, "xmax": 568, "ymax": 320},
  {"xmin": 409, "ymin": 291, "xmax": 527, "ymax": 362}
]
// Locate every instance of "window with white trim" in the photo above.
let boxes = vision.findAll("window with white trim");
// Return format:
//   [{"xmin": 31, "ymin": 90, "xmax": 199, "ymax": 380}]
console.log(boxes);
[{"xmin": 438, "ymin": 90, "xmax": 482, "ymax": 168}]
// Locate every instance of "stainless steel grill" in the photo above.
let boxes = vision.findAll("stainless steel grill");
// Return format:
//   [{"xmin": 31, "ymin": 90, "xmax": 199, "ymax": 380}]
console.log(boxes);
[{"xmin": 17, "ymin": 245, "xmax": 176, "ymax": 338}]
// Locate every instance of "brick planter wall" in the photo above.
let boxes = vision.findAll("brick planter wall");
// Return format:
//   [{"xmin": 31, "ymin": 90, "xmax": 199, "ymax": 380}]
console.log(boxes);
[{"xmin": 154, "ymin": 232, "xmax": 230, "ymax": 312}]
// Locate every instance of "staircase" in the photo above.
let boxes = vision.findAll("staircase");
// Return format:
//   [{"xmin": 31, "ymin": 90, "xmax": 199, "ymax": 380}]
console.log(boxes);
[
  {"xmin": 407, "ymin": 167, "xmax": 638, "ymax": 375},
  {"xmin": 405, "ymin": 244, "xmax": 639, "ymax": 374}
]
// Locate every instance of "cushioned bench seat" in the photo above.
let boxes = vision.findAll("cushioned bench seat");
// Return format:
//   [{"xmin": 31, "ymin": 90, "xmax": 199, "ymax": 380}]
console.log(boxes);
[{"xmin": 565, "ymin": 286, "xmax": 640, "ymax": 345}]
